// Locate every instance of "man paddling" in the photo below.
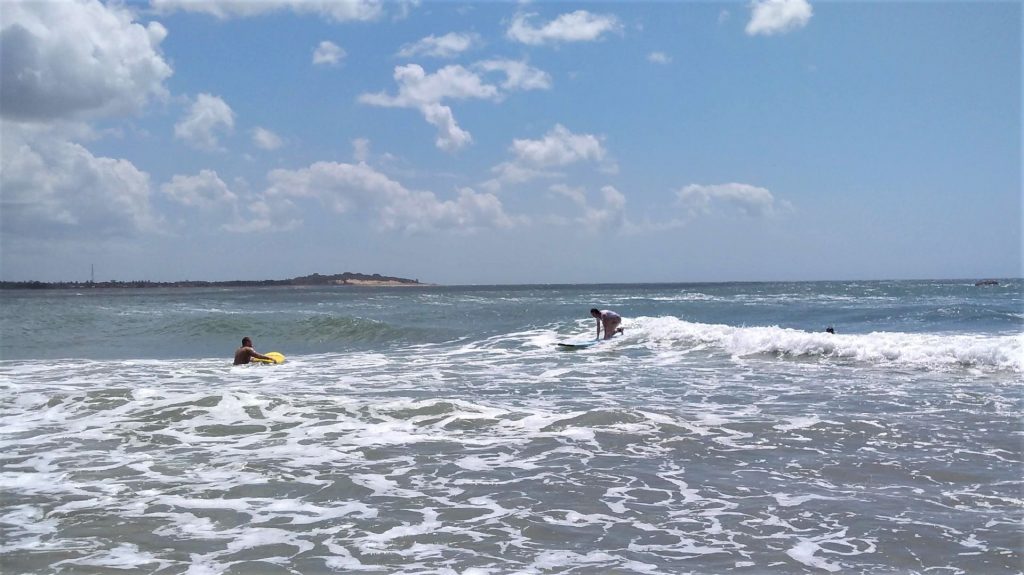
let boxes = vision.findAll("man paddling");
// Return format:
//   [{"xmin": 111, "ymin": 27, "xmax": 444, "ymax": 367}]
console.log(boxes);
[
  {"xmin": 234, "ymin": 337, "xmax": 273, "ymax": 364},
  {"xmin": 591, "ymin": 308, "xmax": 624, "ymax": 340}
]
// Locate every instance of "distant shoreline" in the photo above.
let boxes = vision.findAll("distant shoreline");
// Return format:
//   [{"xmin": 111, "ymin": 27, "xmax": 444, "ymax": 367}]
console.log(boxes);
[
  {"xmin": 1, "ymin": 276, "xmax": 1015, "ymax": 291},
  {"xmin": 0, "ymin": 272, "xmax": 428, "ymax": 290}
]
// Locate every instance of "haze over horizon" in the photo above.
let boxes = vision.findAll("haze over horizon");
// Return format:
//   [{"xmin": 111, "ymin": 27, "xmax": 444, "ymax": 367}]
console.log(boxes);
[{"xmin": 1, "ymin": 0, "xmax": 1020, "ymax": 285}]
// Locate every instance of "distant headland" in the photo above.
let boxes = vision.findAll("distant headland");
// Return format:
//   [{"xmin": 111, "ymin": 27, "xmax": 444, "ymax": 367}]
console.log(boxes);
[{"xmin": 0, "ymin": 272, "xmax": 427, "ymax": 290}]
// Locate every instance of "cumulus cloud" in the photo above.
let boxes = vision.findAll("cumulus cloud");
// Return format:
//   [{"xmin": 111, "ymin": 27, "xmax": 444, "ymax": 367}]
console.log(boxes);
[
  {"xmin": 486, "ymin": 125, "xmax": 613, "ymax": 189},
  {"xmin": 251, "ymin": 127, "xmax": 283, "ymax": 150},
  {"xmin": 397, "ymin": 32, "xmax": 480, "ymax": 59},
  {"xmin": 507, "ymin": 10, "xmax": 622, "ymax": 46},
  {"xmin": 160, "ymin": 169, "xmax": 297, "ymax": 232},
  {"xmin": 585, "ymin": 185, "xmax": 627, "ymax": 230},
  {"xmin": 264, "ymin": 161, "xmax": 517, "ymax": 232},
  {"xmin": 512, "ymin": 124, "xmax": 606, "ymax": 167},
  {"xmin": 150, "ymin": 0, "xmax": 384, "ymax": 22},
  {"xmin": 174, "ymin": 93, "xmax": 235, "ymax": 151},
  {"xmin": 1, "ymin": 127, "xmax": 157, "ymax": 239},
  {"xmin": 313, "ymin": 41, "xmax": 345, "ymax": 66},
  {"xmin": 551, "ymin": 184, "xmax": 627, "ymax": 232},
  {"xmin": 485, "ymin": 162, "xmax": 555, "ymax": 189},
  {"xmin": 420, "ymin": 103, "xmax": 473, "ymax": 151},
  {"xmin": 360, "ymin": 64, "xmax": 499, "ymax": 108},
  {"xmin": 525, "ymin": 127, "xmax": 602, "ymax": 166},
  {"xmin": 474, "ymin": 59, "xmax": 552, "ymax": 91},
  {"xmin": 487, "ymin": 125, "xmax": 614, "ymax": 190},
  {"xmin": 0, "ymin": 0, "xmax": 172, "ymax": 122},
  {"xmin": 161, "ymin": 170, "xmax": 237, "ymax": 210},
  {"xmin": 746, "ymin": 0, "xmax": 813, "ymax": 36},
  {"xmin": 676, "ymin": 183, "xmax": 787, "ymax": 217},
  {"xmin": 359, "ymin": 61, "xmax": 549, "ymax": 151}
]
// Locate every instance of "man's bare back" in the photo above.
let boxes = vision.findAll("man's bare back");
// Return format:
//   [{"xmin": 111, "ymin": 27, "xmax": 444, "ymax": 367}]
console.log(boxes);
[{"xmin": 234, "ymin": 337, "xmax": 271, "ymax": 364}]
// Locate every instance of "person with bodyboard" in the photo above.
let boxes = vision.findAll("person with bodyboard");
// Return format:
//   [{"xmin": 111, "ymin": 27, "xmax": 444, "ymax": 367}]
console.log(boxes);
[{"xmin": 234, "ymin": 337, "xmax": 275, "ymax": 364}]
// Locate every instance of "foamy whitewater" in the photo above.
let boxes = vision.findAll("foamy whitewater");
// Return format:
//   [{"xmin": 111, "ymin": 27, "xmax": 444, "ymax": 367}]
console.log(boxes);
[{"xmin": 1, "ymin": 280, "xmax": 1020, "ymax": 574}]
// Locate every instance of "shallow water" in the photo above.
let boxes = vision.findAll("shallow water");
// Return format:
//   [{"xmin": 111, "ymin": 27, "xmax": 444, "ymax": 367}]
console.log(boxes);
[{"xmin": 1, "ymin": 281, "xmax": 1021, "ymax": 573}]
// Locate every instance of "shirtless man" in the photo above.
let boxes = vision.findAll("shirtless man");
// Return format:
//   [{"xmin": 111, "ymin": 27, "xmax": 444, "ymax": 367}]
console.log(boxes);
[
  {"xmin": 591, "ymin": 308, "xmax": 624, "ymax": 340},
  {"xmin": 234, "ymin": 337, "xmax": 272, "ymax": 365}
]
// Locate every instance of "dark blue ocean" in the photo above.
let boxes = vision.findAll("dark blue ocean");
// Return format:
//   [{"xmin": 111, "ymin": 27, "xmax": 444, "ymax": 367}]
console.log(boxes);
[{"xmin": 1, "ymin": 280, "xmax": 1021, "ymax": 574}]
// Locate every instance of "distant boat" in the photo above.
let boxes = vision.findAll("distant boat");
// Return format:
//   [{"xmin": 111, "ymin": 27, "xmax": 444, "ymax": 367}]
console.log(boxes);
[{"xmin": 974, "ymin": 279, "xmax": 999, "ymax": 286}]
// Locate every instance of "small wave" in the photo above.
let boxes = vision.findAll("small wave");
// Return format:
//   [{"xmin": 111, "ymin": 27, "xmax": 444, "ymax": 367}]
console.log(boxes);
[
  {"xmin": 637, "ymin": 316, "xmax": 1024, "ymax": 372},
  {"xmin": 291, "ymin": 315, "xmax": 411, "ymax": 344}
]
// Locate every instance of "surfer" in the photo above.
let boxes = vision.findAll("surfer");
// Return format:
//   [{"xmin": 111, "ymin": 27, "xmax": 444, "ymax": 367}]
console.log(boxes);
[
  {"xmin": 234, "ymin": 337, "xmax": 273, "ymax": 365},
  {"xmin": 591, "ymin": 308, "xmax": 624, "ymax": 340}
]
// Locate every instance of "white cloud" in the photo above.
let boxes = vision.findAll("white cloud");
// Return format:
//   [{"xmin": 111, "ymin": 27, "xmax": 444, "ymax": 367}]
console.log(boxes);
[
  {"xmin": 0, "ymin": 127, "xmax": 157, "ymax": 239},
  {"xmin": 421, "ymin": 103, "xmax": 473, "ymax": 151},
  {"xmin": 550, "ymin": 184, "xmax": 628, "ymax": 232},
  {"xmin": 251, "ymin": 127, "xmax": 283, "ymax": 150},
  {"xmin": 484, "ymin": 163, "xmax": 555, "ymax": 192},
  {"xmin": 486, "ymin": 125, "xmax": 613, "ymax": 190},
  {"xmin": 223, "ymin": 197, "xmax": 301, "ymax": 233},
  {"xmin": 507, "ymin": 10, "xmax": 622, "ymax": 46},
  {"xmin": 150, "ymin": 0, "xmax": 384, "ymax": 22},
  {"xmin": 676, "ymin": 183, "xmax": 787, "ymax": 217},
  {"xmin": 159, "ymin": 166, "xmax": 301, "ymax": 231},
  {"xmin": 174, "ymin": 93, "xmax": 235, "ymax": 151},
  {"xmin": 264, "ymin": 161, "xmax": 516, "ymax": 232},
  {"xmin": 360, "ymin": 62, "xmax": 548, "ymax": 152},
  {"xmin": 474, "ymin": 59, "xmax": 552, "ymax": 91},
  {"xmin": 647, "ymin": 52, "xmax": 672, "ymax": 65},
  {"xmin": 161, "ymin": 170, "xmax": 237, "ymax": 210},
  {"xmin": 550, "ymin": 184, "xmax": 588, "ymax": 207},
  {"xmin": 0, "ymin": 0, "xmax": 172, "ymax": 122},
  {"xmin": 511, "ymin": 124, "xmax": 607, "ymax": 168},
  {"xmin": 397, "ymin": 32, "xmax": 480, "ymax": 59},
  {"xmin": 746, "ymin": 0, "xmax": 813, "ymax": 36},
  {"xmin": 584, "ymin": 185, "xmax": 627, "ymax": 230},
  {"xmin": 160, "ymin": 169, "xmax": 297, "ymax": 232},
  {"xmin": 360, "ymin": 64, "xmax": 499, "ymax": 108},
  {"xmin": 313, "ymin": 41, "xmax": 346, "ymax": 66}
]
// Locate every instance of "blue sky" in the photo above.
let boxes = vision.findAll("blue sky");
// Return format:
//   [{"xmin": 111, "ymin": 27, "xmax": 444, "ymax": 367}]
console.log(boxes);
[{"xmin": 1, "ymin": 0, "xmax": 1020, "ymax": 284}]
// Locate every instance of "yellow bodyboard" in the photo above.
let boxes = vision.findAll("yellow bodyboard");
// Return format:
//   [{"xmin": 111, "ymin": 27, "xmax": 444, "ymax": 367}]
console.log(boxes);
[{"xmin": 252, "ymin": 352, "xmax": 285, "ymax": 364}]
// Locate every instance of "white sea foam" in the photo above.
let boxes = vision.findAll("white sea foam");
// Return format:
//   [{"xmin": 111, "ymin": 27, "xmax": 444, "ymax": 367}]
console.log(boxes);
[
  {"xmin": 0, "ymin": 291, "xmax": 1020, "ymax": 574},
  {"xmin": 54, "ymin": 543, "xmax": 165, "ymax": 570},
  {"xmin": 787, "ymin": 540, "xmax": 842, "ymax": 572},
  {"xmin": 634, "ymin": 316, "xmax": 1023, "ymax": 372}
]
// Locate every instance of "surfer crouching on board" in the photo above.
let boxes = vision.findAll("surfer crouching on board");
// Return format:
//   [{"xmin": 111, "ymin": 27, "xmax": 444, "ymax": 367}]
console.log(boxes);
[
  {"xmin": 234, "ymin": 337, "xmax": 273, "ymax": 365},
  {"xmin": 591, "ymin": 308, "xmax": 624, "ymax": 340}
]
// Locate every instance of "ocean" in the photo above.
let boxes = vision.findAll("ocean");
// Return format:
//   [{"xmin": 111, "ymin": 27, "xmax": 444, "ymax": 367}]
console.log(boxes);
[{"xmin": 0, "ymin": 280, "xmax": 1021, "ymax": 574}]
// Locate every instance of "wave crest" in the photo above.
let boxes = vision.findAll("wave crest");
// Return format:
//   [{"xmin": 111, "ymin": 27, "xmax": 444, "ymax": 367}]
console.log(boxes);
[{"xmin": 637, "ymin": 316, "xmax": 1023, "ymax": 372}]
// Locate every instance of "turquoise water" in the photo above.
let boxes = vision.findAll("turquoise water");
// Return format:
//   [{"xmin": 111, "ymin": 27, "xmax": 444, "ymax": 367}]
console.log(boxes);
[{"xmin": 1, "ymin": 280, "xmax": 1021, "ymax": 573}]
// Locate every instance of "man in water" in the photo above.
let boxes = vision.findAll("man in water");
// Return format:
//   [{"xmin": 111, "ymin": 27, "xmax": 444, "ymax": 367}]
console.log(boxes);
[
  {"xmin": 234, "ymin": 337, "xmax": 273, "ymax": 364},
  {"xmin": 591, "ymin": 308, "xmax": 624, "ymax": 340}
]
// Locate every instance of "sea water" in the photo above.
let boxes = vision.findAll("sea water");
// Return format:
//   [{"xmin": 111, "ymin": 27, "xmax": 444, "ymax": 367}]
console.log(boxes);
[{"xmin": 0, "ymin": 280, "xmax": 1020, "ymax": 574}]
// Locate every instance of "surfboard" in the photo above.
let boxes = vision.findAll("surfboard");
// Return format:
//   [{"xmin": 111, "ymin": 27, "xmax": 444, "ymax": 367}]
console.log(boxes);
[
  {"xmin": 252, "ymin": 352, "xmax": 285, "ymax": 364},
  {"xmin": 556, "ymin": 339, "xmax": 603, "ymax": 349}
]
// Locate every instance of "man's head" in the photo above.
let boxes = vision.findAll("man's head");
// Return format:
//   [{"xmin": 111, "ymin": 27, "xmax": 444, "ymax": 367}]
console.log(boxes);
[
  {"xmin": 590, "ymin": 308, "xmax": 601, "ymax": 318},
  {"xmin": 242, "ymin": 337, "xmax": 252, "ymax": 346}
]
